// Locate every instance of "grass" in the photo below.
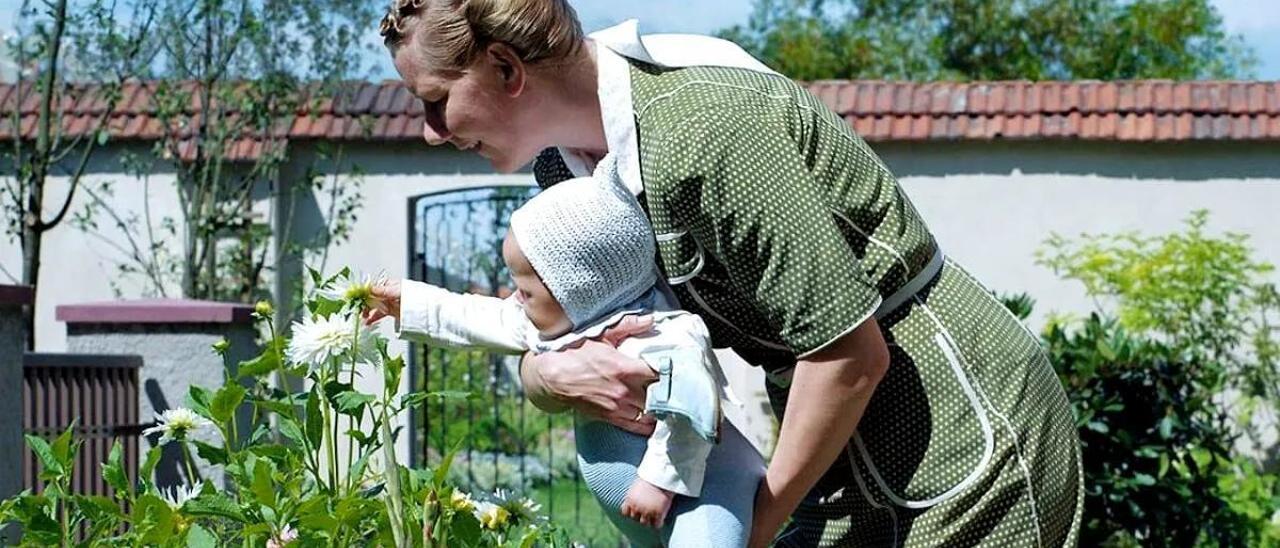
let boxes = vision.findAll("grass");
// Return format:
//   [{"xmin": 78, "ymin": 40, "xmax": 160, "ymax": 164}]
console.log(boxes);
[{"xmin": 530, "ymin": 478, "xmax": 625, "ymax": 547}]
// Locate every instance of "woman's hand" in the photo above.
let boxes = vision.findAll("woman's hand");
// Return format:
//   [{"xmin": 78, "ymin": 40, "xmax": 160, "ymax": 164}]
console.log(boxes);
[
  {"xmin": 363, "ymin": 278, "xmax": 402, "ymax": 326},
  {"xmin": 750, "ymin": 318, "xmax": 891, "ymax": 546},
  {"xmin": 520, "ymin": 315, "xmax": 660, "ymax": 435}
]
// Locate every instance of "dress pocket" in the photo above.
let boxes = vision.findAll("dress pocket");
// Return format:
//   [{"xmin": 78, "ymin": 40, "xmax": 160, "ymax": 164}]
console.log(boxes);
[{"xmin": 849, "ymin": 312, "xmax": 995, "ymax": 508}]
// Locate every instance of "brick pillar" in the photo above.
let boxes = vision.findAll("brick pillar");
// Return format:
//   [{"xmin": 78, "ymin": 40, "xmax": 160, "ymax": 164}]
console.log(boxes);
[{"xmin": 0, "ymin": 285, "xmax": 34, "ymax": 540}]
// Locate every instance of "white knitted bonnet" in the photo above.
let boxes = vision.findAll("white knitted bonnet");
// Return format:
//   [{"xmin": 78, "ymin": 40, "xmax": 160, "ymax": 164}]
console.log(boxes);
[{"xmin": 508, "ymin": 160, "xmax": 657, "ymax": 329}]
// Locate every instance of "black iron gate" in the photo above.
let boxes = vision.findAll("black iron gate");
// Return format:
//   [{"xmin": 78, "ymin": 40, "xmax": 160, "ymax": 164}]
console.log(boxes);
[{"xmin": 407, "ymin": 184, "xmax": 622, "ymax": 545}]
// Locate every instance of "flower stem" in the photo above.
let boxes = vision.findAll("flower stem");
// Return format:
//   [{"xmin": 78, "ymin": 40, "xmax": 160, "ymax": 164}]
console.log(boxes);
[
  {"xmin": 380, "ymin": 399, "xmax": 407, "ymax": 548},
  {"xmin": 320, "ymin": 366, "xmax": 338, "ymax": 492},
  {"xmin": 180, "ymin": 442, "xmax": 200, "ymax": 484},
  {"xmin": 346, "ymin": 312, "xmax": 360, "ymax": 492}
]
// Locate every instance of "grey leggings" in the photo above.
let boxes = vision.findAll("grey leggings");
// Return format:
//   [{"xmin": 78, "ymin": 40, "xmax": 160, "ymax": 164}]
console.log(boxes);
[{"xmin": 575, "ymin": 416, "xmax": 766, "ymax": 547}]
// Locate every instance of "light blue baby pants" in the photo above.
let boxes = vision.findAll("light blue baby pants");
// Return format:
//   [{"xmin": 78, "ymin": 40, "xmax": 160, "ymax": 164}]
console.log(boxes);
[{"xmin": 575, "ymin": 416, "xmax": 766, "ymax": 547}]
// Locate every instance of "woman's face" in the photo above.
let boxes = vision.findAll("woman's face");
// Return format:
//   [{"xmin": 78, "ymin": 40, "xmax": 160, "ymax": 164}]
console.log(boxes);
[{"xmin": 393, "ymin": 41, "xmax": 543, "ymax": 173}]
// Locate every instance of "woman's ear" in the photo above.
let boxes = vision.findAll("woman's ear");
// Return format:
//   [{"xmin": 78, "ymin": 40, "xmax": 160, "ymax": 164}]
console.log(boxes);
[{"xmin": 486, "ymin": 42, "xmax": 527, "ymax": 97}]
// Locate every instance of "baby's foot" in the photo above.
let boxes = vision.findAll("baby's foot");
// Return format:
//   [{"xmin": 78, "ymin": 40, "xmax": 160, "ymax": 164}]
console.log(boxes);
[{"xmin": 620, "ymin": 479, "xmax": 676, "ymax": 528}]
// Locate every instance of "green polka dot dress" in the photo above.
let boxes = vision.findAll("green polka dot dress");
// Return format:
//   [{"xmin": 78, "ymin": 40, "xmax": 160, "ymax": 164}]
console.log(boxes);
[{"xmin": 535, "ymin": 60, "xmax": 1084, "ymax": 547}]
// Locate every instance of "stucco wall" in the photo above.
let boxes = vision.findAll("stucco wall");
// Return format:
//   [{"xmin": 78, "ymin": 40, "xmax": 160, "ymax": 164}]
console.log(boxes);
[{"xmin": 4, "ymin": 139, "xmax": 1278, "ymax": 459}]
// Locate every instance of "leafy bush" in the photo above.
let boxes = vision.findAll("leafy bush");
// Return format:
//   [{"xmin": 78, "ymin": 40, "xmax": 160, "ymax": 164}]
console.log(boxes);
[
  {"xmin": 0, "ymin": 269, "xmax": 575, "ymax": 547},
  {"xmin": 1026, "ymin": 210, "xmax": 1280, "ymax": 546}
]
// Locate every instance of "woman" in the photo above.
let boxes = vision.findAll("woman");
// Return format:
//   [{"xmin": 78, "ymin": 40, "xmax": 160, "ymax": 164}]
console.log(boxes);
[{"xmin": 376, "ymin": 1, "xmax": 1083, "ymax": 546}]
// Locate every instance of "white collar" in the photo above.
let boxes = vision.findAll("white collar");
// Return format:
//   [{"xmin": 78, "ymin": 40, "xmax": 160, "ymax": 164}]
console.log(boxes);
[
  {"xmin": 525, "ymin": 287, "xmax": 677, "ymax": 353},
  {"xmin": 558, "ymin": 20, "xmax": 779, "ymax": 196}
]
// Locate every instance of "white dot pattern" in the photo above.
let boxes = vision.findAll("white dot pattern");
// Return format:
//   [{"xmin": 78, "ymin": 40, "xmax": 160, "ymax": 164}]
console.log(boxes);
[{"xmin": 532, "ymin": 61, "xmax": 1084, "ymax": 547}]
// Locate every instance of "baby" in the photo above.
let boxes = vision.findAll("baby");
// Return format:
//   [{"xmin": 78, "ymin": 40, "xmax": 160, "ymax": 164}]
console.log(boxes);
[{"xmin": 373, "ymin": 163, "xmax": 764, "ymax": 546}]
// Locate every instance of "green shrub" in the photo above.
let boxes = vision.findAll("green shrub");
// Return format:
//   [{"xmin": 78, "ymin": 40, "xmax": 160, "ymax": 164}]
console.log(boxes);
[{"xmin": 1025, "ymin": 210, "xmax": 1280, "ymax": 546}]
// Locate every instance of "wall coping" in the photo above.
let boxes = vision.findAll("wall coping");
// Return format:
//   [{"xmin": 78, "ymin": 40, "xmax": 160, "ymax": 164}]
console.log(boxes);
[
  {"xmin": 56, "ymin": 299, "xmax": 254, "ymax": 325},
  {"xmin": 24, "ymin": 352, "xmax": 144, "ymax": 369},
  {"xmin": 0, "ymin": 285, "xmax": 34, "ymax": 306}
]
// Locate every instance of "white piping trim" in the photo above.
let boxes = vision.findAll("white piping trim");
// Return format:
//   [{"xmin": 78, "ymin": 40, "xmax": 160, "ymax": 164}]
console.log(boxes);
[
  {"xmin": 772, "ymin": 526, "xmax": 802, "ymax": 545},
  {"xmin": 638, "ymin": 78, "xmax": 877, "ymax": 163},
  {"xmin": 655, "ymin": 230, "xmax": 687, "ymax": 243},
  {"xmin": 682, "ymin": 273, "xmax": 792, "ymax": 352},
  {"xmin": 794, "ymin": 297, "xmax": 882, "ymax": 360},
  {"xmin": 847, "ymin": 445, "xmax": 900, "ymax": 547},
  {"xmin": 850, "ymin": 318, "xmax": 995, "ymax": 509},
  {"xmin": 920, "ymin": 274, "xmax": 1045, "ymax": 546},
  {"xmin": 665, "ymin": 248, "xmax": 705, "ymax": 285},
  {"xmin": 832, "ymin": 210, "xmax": 913, "ymax": 276}
]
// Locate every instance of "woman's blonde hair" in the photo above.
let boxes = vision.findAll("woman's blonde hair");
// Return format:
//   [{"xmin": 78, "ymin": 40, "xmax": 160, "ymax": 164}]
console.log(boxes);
[{"xmin": 380, "ymin": 0, "xmax": 584, "ymax": 73}]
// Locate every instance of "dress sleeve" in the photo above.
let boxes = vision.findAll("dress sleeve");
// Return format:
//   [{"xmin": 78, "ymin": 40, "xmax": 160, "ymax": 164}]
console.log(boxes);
[
  {"xmin": 654, "ymin": 106, "xmax": 883, "ymax": 358},
  {"xmin": 396, "ymin": 279, "xmax": 531, "ymax": 354}
]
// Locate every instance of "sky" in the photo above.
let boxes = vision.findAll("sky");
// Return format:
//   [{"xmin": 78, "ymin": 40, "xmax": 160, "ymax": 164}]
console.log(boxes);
[{"xmin": 1, "ymin": 0, "xmax": 1277, "ymax": 80}]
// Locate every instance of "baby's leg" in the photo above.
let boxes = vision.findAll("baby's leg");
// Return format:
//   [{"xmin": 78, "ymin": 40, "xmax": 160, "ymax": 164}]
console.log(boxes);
[
  {"xmin": 662, "ymin": 420, "xmax": 766, "ymax": 548},
  {"xmin": 574, "ymin": 417, "xmax": 664, "ymax": 547}
]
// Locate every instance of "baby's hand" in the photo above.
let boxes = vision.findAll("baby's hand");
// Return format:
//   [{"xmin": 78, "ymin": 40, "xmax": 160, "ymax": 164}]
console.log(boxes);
[
  {"xmin": 620, "ymin": 479, "xmax": 675, "ymax": 528},
  {"xmin": 363, "ymin": 278, "xmax": 402, "ymax": 326}
]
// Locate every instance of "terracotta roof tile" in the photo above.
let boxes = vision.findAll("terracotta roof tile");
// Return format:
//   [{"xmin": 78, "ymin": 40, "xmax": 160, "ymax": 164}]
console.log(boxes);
[{"xmin": 2, "ymin": 79, "xmax": 1278, "ymax": 145}]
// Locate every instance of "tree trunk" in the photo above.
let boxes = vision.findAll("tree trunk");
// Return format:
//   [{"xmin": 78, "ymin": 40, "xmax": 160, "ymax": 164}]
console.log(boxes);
[
  {"xmin": 20, "ymin": 200, "xmax": 41, "ymax": 350},
  {"xmin": 20, "ymin": 0, "xmax": 68, "ymax": 350}
]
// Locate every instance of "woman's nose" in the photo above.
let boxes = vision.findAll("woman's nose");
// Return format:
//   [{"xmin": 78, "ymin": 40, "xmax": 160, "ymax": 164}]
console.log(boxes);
[{"xmin": 422, "ymin": 121, "xmax": 451, "ymax": 146}]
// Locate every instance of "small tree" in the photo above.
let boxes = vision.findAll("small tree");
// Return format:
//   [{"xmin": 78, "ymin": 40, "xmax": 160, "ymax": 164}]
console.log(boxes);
[
  {"xmin": 71, "ymin": 0, "xmax": 377, "ymax": 304},
  {"xmin": 719, "ymin": 0, "xmax": 1258, "ymax": 81},
  {"xmin": 1, "ymin": 0, "xmax": 157, "ymax": 348},
  {"xmin": 144, "ymin": 0, "xmax": 377, "ymax": 302}
]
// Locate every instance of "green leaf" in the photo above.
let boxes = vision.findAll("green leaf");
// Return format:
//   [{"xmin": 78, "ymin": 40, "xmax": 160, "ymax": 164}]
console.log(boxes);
[
  {"xmin": 251, "ymin": 397, "xmax": 297, "ymax": 417},
  {"xmin": 11, "ymin": 496, "xmax": 60, "ymax": 544},
  {"xmin": 211, "ymin": 384, "xmax": 247, "ymax": 424},
  {"xmin": 238, "ymin": 351, "xmax": 280, "ymax": 379},
  {"xmin": 450, "ymin": 510, "xmax": 482, "ymax": 546},
  {"xmin": 193, "ymin": 440, "xmax": 229, "ymax": 466},
  {"xmin": 401, "ymin": 390, "xmax": 473, "ymax": 409},
  {"xmin": 186, "ymin": 385, "xmax": 215, "ymax": 421},
  {"xmin": 383, "ymin": 355, "xmax": 405, "ymax": 392},
  {"xmin": 298, "ymin": 495, "xmax": 338, "ymax": 534},
  {"xmin": 300, "ymin": 510, "xmax": 339, "ymax": 533},
  {"xmin": 185, "ymin": 492, "xmax": 248, "ymax": 523},
  {"xmin": 251, "ymin": 458, "xmax": 276, "ymax": 509},
  {"xmin": 348, "ymin": 452, "xmax": 371, "ymax": 480},
  {"xmin": 1157, "ymin": 416, "xmax": 1174, "ymax": 440},
  {"xmin": 96, "ymin": 130, "xmax": 109, "ymax": 146},
  {"xmin": 102, "ymin": 440, "xmax": 129, "ymax": 495},
  {"xmin": 1191, "ymin": 447, "xmax": 1213, "ymax": 471},
  {"xmin": 139, "ymin": 446, "xmax": 162, "ymax": 490},
  {"xmin": 278, "ymin": 418, "xmax": 307, "ymax": 449},
  {"xmin": 1158, "ymin": 453, "xmax": 1170, "ymax": 478},
  {"xmin": 433, "ymin": 445, "xmax": 460, "ymax": 488},
  {"xmin": 1132, "ymin": 473, "xmax": 1156, "ymax": 486},
  {"xmin": 333, "ymin": 390, "xmax": 375, "ymax": 416},
  {"xmin": 25, "ymin": 435, "xmax": 63, "ymax": 477},
  {"xmin": 134, "ymin": 493, "xmax": 175, "ymax": 545},
  {"xmin": 305, "ymin": 387, "xmax": 323, "ymax": 449},
  {"xmin": 186, "ymin": 523, "xmax": 217, "ymax": 548},
  {"xmin": 1096, "ymin": 338, "xmax": 1118, "ymax": 361},
  {"xmin": 77, "ymin": 495, "xmax": 124, "ymax": 521}
]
